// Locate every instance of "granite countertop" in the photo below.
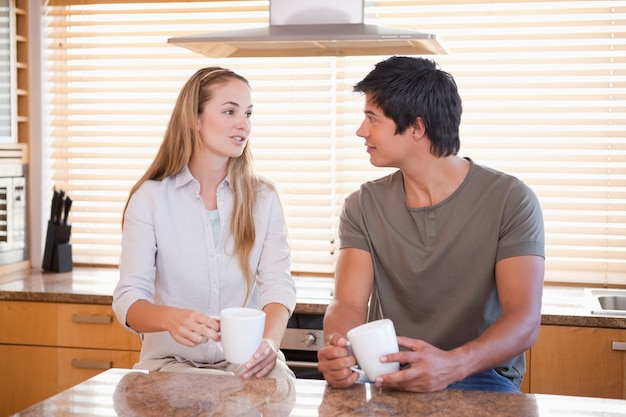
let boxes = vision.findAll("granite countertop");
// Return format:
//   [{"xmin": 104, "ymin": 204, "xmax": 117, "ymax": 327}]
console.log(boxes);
[
  {"xmin": 0, "ymin": 267, "xmax": 332, "ymax": 315},
  {"xmin": 11, "ymin": 368, "xmax": 626, "ymax": 417},
  {"xmin": 1, "ymin": 267, "xmax": 626, "ymax": 328}
]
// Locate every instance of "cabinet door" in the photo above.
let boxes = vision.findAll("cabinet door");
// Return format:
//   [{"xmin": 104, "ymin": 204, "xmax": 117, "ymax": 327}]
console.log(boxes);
[
  {"xmin": 0, "ymin": 344, "xmax": 140, "ymax": 417},
  {"xmin": 520, "ymin": 350, "xmax": 530, "ymax": 393},
  {"xmin": 530, "ymin": 325, "xmax": 626, "ymax": 399},
  {"xmin": 0, "ymin": 0, "xmax": 13, "ymax": 142},
  {"xmin": 0, "ymin": 301, "xmax": 141, "ymax": 350}
]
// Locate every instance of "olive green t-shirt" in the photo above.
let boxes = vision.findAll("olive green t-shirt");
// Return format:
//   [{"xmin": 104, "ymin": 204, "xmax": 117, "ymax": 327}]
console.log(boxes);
[{"xmin": 338, "ymin": 159, "xmax": 545, "ymax": 386}]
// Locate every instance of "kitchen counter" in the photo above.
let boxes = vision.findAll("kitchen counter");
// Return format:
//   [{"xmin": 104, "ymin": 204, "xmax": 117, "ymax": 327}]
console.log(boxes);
[
  {"xmin": 0, "ymin": 267, "xmax": 625, "ymax": 328},
  {"xmin": 11, "ymin": 368, "xmax": 626, "ymax": 417},
  {"xmin": 0, "ymin": 267, "xmax": 332, "ymax": 315}
]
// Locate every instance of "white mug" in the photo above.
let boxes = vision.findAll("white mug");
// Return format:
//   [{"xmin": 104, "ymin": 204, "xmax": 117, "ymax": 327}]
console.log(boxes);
[
  {"xmin": 346, "ymin": 318, "xmax": 399, "ymax": 381},
  {"xmin": 220, "ymin": 307, "xmax": 266, "ymax": 364}
]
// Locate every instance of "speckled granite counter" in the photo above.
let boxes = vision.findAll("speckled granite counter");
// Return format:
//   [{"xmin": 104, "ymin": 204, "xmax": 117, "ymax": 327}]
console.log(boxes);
[
  {"xmin": 0, "ymin": 267, "xmax": 332, "ymax": 315},
  {"xmin": 1, "ymin": 267, "xmax": 625, "ymax": 328},
  {"xmin": 10, "ymin": 368, "xmax": 626, "ymax": 417},
  {"xmin": 540, "ymin": 286, "xmax": 626, "ymax": 329}
]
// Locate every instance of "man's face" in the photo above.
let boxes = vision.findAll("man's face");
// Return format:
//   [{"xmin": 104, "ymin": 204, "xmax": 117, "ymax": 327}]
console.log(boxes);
[{"xmin": 356, "ymin": 95, "xmax": 412, "ymax": 168}]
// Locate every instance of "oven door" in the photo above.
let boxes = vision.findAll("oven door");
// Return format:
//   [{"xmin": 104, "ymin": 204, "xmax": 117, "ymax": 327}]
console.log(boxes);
[{"xmin": 281, "ymin": 314, "xmax": 324, "ymax": 379}]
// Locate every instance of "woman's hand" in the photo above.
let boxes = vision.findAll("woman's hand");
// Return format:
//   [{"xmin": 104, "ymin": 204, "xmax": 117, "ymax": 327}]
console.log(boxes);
[
  {"xmin": 241, "ymin": 338, "xmax": 279, "ymax": 379},
  {"xmin": 163, "ymin": 307, "xmax": 220, "ymax": 347},
  {"xmin": 126, "ymin": 301, "xmax": 221, "ymax": 347}
]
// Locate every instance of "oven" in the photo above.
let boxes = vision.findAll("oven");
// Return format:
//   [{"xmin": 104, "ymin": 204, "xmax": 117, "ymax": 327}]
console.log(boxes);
[
  {"xmin": 0, "ymin": 163, "xmax": 28, "ymax": 266},
  {"xmin": 281, "ymin": 277, "xmax": 334, "ymax": 379},
  {"xmin": 282, "ymin": 314, "xmax": 325, "ymax": 379}
]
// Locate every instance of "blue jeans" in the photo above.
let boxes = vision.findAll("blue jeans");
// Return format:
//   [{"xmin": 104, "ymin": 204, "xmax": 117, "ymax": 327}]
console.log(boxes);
[{"xmin": 447, "ymin": 369, "xmax": 521, "ymax": 393}]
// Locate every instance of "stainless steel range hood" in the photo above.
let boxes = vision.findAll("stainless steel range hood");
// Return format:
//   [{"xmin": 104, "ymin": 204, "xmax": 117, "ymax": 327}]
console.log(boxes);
[{"xmin": 168, "ymin": 0, "xmax": 446, "ymax": 58}]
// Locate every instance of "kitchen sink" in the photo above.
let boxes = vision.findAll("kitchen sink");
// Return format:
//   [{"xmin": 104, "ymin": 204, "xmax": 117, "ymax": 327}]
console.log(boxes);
[
  {"xmin": 589, "ymin": 289, "xmax": 626, "ymax": 316},
  {"xmin": 597, "ymin": 295, "xmax": 626, "ymax": 311}
]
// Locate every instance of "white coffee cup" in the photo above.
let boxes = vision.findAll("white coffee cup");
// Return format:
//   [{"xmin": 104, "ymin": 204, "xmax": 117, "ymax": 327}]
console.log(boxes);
[
  {"xmin": 346, "ymin": 318, "xmax": 399, "ymax": 381},
  {"xmin": 220, "ymin": 307, "xmax": 266, "ymax": 364}
]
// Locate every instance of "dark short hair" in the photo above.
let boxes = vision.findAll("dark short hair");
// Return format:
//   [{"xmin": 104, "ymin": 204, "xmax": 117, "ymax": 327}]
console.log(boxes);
[{"xmin": 353, "ymin": 56, "xmax": 462, "ymax": 157}]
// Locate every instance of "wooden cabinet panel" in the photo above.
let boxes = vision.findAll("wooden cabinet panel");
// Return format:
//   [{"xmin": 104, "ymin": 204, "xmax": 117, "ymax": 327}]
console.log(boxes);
[
  {"xmin": 530, "ymin": 325, "xmax": 626, "ymax": 399},
  {"xmin": 0, "ymin": 300, "xmax": 142, "ymax": 417},
  {"xmin": 14, "ymin": 0, "xmax": 30, "ymax": 144},
  {"xmin": 0, "ymin": 344, "xmax": 139, "ymax": 417},
  {"xmin": 0, "ymin": 301, "xmax": 141, "ymax": 350},
  {"xmin": 520, "ymin": 350, "xmax": 530, "ymax": 393}
]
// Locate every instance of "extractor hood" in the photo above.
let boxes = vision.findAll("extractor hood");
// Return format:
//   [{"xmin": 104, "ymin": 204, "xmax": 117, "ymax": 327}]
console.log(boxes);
[{"xmin": 167, "ymin": 0, "xmax": 446, "ymax": 58}]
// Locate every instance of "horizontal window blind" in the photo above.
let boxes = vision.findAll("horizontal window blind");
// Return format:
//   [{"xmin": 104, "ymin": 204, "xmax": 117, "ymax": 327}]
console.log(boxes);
[{"xmin": 44, "ymin": 0, "xmax": 626, "ymax": 285}]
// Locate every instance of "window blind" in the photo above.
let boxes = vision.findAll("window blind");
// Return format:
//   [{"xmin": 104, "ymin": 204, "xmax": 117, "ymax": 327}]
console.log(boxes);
[{"xmin": 44, "ymin": 0, "xmax": 626, "ymax": 285}]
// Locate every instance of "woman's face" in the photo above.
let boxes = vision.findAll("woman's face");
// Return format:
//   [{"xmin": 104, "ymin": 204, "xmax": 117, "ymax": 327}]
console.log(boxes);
[{"xmin": 196, "ymin": 78, "xmax": 252, "ymax": 160}]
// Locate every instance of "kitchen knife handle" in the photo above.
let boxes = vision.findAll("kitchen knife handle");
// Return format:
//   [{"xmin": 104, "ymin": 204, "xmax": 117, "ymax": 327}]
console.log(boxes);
[
  {"xmin": 55, "ymin": 190, "xmax": 65, "ymax": 225},
  {"xmin": 50, "ymin": 190, "xmax": 60, "ymax": 222},
  {"xmin": 63, "ymin": 196, "xmax": 73, "ymax": 224}
]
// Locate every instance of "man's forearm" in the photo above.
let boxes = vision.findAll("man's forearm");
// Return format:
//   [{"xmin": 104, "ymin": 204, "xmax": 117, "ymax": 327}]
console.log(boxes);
[{"xmin": 323, "ymin": 300, "xmax": 368, "ymax": 344}]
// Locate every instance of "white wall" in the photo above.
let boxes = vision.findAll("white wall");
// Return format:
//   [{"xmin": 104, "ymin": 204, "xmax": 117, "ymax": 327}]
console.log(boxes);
[{"xmin": 28, "ymin": 0, "xmax": 46, "ymax": 268}]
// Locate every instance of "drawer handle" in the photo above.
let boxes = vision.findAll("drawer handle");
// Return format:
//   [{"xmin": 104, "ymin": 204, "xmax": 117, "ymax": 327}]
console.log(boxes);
[
  {"xmin": 612, "ymin": 341, "xmax": 626, "ymax": 351},
  {"xmin": 71, "ymin": 359, "xmax": 113, "ymax": 370},
  {"xmin": 71, "ymin": 313, "xmax": 113, "ymax": 324}
]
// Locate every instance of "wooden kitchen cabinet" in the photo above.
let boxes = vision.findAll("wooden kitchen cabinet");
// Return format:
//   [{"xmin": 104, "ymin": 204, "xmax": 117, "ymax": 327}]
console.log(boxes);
[
  {"xmin": 0, "ymin": 301, "xmax": 141, "ymax": 417},
  {"xmin": 529, "ymin": 325, "xmax": 626, "ymax": 399},
  {"xmin": 520, "ymin": 350, "xmax": 530, "ymax": 393}
]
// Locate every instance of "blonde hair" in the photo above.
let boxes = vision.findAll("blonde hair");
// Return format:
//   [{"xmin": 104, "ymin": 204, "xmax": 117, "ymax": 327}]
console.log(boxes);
[{"xmin": 123, "ymin": 67, "xmax": 272, "ymax": 301}]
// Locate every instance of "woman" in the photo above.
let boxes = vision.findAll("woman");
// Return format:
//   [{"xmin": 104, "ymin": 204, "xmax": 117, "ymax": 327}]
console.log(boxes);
[{"xmin": 112, "ymin": 67, "xmax": 296, "ymax": 379}]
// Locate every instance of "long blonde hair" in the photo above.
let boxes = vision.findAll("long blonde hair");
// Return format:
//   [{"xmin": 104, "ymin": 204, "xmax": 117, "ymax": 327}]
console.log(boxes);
[{"xmin": 123, "ymin": 67, "xmax": 271, "ymax": 300}]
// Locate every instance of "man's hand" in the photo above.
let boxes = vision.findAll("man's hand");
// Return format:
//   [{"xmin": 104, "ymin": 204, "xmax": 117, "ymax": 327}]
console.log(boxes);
[
  {"xmin": 317, "ymin": 333, "xmax": 360, "ymax": 388},
  {"xmin": 373, "ymin": 336, "xmax": 462, "ymax": 392}
]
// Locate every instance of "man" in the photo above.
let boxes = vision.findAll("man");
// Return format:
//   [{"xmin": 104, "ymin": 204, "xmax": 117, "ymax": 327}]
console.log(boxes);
[{"xmin": 317, "ymin": 56, "xmax": 545, "ymax": 393}]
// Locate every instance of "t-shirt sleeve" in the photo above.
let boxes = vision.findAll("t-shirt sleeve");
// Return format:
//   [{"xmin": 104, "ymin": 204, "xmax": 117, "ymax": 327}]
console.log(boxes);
[
  {"xmin": 338, "ymin": 189, "xmax": 372, "ymax": 252},
  {"xmin": 496, "ymin": 180, "xmax": 545, "ymax": 261}
]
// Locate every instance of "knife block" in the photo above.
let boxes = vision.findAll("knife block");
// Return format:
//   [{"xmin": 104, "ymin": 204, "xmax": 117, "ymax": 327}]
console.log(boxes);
[{"xmin": 42, "ymin": 221, "xmax": 73, "ymax": 273}]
